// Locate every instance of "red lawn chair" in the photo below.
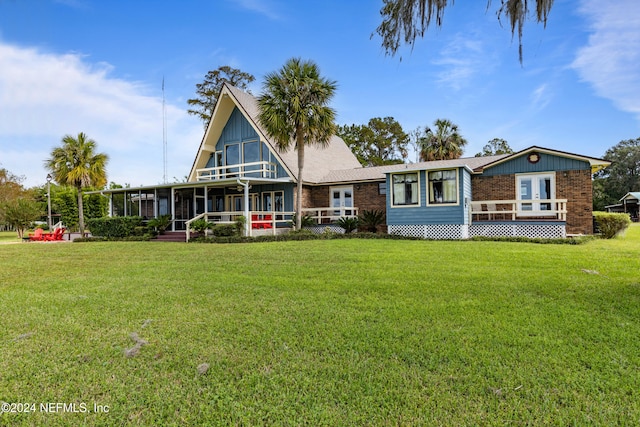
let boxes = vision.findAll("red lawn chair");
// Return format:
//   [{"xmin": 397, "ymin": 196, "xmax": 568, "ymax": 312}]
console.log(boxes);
[
  {"xmin": 45, "ymin": 228, "xmax": 64, "ymax": 241},
  {"xmin": 28, "ymin": 228, "xmax": 44, "ymax": 241}
]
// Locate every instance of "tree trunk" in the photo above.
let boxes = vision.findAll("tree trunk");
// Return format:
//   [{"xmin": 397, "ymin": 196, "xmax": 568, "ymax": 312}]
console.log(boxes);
[
  {"xmin": 77, "ymin": 187, "xmax": 85, "ymax": 236},
  {"xmin": 296, "ymin": 133, "xmax": 305, "ymax": 230}
]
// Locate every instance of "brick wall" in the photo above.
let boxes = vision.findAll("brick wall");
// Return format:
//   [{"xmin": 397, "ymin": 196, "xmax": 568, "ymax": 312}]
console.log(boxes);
[
  {"xmin": 304, "ymin": 182, "xmax": 387, "ymax": 231},
  {"xmin": 557, "ymin": 169, "xmax": 593, "ymax": 235},
  {"xmin": 471, "ymin": 170, "xmax": 594, "ymax": 235}
]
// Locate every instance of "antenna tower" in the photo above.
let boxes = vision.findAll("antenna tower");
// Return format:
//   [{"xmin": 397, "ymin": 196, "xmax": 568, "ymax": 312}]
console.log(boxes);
[{"xmin": 162, "ymin": 77, "xmax": 168, "ymax": 184}]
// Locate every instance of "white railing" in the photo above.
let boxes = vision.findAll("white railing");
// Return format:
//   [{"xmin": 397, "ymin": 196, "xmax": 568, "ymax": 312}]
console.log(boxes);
[
  {"xmin": 301, "ymin": 207, "xmax": 359, "ymax": 224},
  {"xmin": 470, "ymin": 199, "xmax": 567, "ymax": 222},
  {"xmin": 196, "ymin": 161, "xmax": 278, "ymax": 181},
  {"xmin": 185, "ymin": 211, "xmax": 294, "ymax": 241}
]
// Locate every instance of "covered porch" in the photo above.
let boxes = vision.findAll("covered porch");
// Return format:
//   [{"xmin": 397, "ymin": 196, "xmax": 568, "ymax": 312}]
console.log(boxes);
[
  {"xmin": 103, "ymin": 174, "xmax": 296, "ymax": 238},
  {"xmin": 469, "ymin": 198, "xmax": 568, "ymax": 238}
]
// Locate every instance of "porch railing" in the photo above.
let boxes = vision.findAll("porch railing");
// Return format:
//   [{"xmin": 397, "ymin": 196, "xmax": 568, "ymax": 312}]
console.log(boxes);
[
  {"xmin": 470, "ymin": 199, "xmax": 567, "ymax": 222},
  {"xmin": 185, "ymin": 211, "xmax": 294, "ymax": 241},
  {"xmin": 195, "ymin": 161, "xmax": 278, "ymax": 181},
  {"xmin": 301, "ymin": 207, "xmax": 359, "ymax": 224}
]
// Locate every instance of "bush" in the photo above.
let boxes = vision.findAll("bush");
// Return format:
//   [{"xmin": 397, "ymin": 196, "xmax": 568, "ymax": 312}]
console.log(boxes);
[
  {"xmin": 212, "ymin": 224, "xmax": 238, "ymax": 237},
  {"xmin": 336, "ymin": 217, "xmax": 359, "ymax": 233},
  {"xmin": 290, "ymin": 213, "xmax": 316, "ymax": 228},
  {"xmin": 148, "ymin": 214, "xmax": 172, "ymax": 234},
  {"xmin": 86, "ymin": 216, "xmax": 144, "ymax": 238},
  {"xmin": 358, "ymin": 209, "xmax": 386, "ymax": 233},
  {"xmin": 190, "ymin": 218, "xmax": 213, "ymax": 234},
  {"xmin": 593, "ymin": 212, "xmax": 632, "ymax": 239}
]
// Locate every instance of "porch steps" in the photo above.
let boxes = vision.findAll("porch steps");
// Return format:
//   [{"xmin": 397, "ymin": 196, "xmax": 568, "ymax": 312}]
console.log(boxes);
[{"xmin": 154, "ymin": 231, "xmax": 193, "ymax": 242}]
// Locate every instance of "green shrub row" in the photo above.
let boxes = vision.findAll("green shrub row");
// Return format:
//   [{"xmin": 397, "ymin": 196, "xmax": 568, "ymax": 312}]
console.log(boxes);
[
  {"xmin": 74, "ymin": 235, "xmax": 153, "ymax": 242},
  {"xmin": 190, "ymin": 231, "xmax": 423, "ymax": 244},
  {"xmin": 86, "ymin": 216, "xmax": 147, "ymax": 238},
  {"xmin": 593, "ymin": 212, "xmax": 632, "ymax": 239}
]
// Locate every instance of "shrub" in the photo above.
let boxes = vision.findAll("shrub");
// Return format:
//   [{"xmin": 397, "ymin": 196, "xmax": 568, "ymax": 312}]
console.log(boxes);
[
  {"xmin": 147, "ymin": 214, "xmax": 172, "ymax": 234},
  {"xmin": 336, "ymin": 217, "xmax": 359, "ymax": 233},
  {"xmin": 358, "ymin": 209, "xmax": 385, "ymax": 233},
  {"xmin": 190, "ymin": 218, "xmax": 213, "ymax": 234},
  {"xmin": 86, "ymin": 216, "xmax": 144, "ymax": 238},
  {"xmin": 290, "ymin": 213, "xmax": 316, "ymax": 228},
  {"xmin": 212, "ymin": 224, "xmax": 238, "ymax": 237},
  {"xmin": 235, "ymin": 215, "xmax": 247, "ymax": 236},
  {"xmin": 593, "ymin": 212, "xmax": 632, "ymax": 239}
]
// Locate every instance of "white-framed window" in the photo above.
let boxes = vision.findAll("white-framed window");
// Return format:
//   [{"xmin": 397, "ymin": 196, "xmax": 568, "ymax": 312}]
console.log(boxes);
[
  {"xmin": 391, "ymin": 172, "xmax": 419, "ymax": 206},
  {"xmin": 428, "ymin": 169, "xmax": 458, "ymax": 205}
]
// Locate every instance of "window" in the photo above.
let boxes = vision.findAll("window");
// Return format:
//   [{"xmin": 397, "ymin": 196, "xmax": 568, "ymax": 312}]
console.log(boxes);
[
  {"xmin": 392, "ymin": 173, "xmax": 419, "ymax": 206},
  {"xmin": 378, "ymin": 182, "xmax": 386, "ymax": 195},
  {"xmin": 428, "ymin": 170, "xmax": 458, "ymax": 204},
  {"xmin": 262, "ymin": 191, "xmax": 284, "ymax": 212},
  {"xmin": 517, "ymin": 173, "xmax": 555, "ymax": 215}
]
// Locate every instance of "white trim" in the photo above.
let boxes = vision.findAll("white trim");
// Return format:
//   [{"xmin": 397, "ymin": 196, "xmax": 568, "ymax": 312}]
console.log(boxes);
[
  {"xmin": 329, "ymin": 185, "xmax": 355, "ymax": 216},
  {"xmin": 516, "ymin": 172, "xmax": 556, "ymax": 216}
]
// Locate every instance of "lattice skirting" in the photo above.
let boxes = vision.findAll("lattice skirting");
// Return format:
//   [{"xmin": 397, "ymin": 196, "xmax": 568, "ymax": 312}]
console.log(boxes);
[
  {"xmin": 388, "ymin": 224, "xmax": 469, "ymax": 240},
  {"xmin": 469, "ymin": 223, "xmax": 566, "ymax": 239},
  {"xmin": 304, "ymin": 225, "xmax": 347, "ymax": 235},
  {"xmin": 389, "ymin": 223, "xmax": 566, "ymax": 239}
]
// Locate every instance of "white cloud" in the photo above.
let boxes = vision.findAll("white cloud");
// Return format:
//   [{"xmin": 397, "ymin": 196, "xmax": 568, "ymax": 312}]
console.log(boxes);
[
  {"xmin": 0, "ymin": 41, "xmax": 202, "ymax": 188},
  {"xmin": 572, "ymin": 0, "xmax": 640, "ymax": 120},
  {"xmin": 432, "ymin": 33, "xmax": 493, "ymax": 91},
  {"xmin": 530, "ymin": 83, "xmax": 552, "ymax": 111},
  {"xmin": 232, "ymin": 0, "xmax": 282, "ymax": 20}
]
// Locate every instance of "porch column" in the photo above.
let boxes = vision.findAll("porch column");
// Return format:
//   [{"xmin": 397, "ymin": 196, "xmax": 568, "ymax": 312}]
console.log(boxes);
[
  {"xmin": 170, "ymin": 188, "xmax": 176, "ymax": 232},
  {"xmin": 236, "ymin": 179, "xmax": 250, "ymax": 236},
  {"xmin": 244, "ymin": 182, "xmax": 250, "ymax": 236}
]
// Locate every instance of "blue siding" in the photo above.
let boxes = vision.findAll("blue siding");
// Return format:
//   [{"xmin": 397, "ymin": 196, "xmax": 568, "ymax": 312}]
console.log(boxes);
[
  {"xmin": 255, "ymin": 183, "xmax": 295, "ymax": 211},
  {"xmin": 213, "ymin": 107, "xmax": 288, "ymax": 177},
  {"xmin": 482, "ymin": 152, "xmax": 591, "ymax": 176},
  {"xmin": 462, "ymin": 168, "xmax": 472, "ymax": 225},
  {"xmin": 386, "ymin": 168, "xmax": 468, "ymax": 226}
]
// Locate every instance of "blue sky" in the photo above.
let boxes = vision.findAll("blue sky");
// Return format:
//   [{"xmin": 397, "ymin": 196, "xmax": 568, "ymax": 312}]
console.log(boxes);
[{"xmin": 1, "ymin": 0, "xmax": 639, "ymax": 188}]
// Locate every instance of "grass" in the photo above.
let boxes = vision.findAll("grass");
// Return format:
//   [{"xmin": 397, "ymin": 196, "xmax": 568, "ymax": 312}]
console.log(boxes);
[
  {"xmin": 0, "ymin": 231, "xmax": 23, "ymax": 243},
  {"xmin": 1, "ymin": 225, "xmax": 639, "ymax": 425}
]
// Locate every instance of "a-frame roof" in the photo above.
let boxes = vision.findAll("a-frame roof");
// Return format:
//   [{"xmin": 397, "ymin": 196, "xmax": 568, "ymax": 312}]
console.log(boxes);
[{"xmin": 188, "ymin": 83, "xmax": 362, "ymax": 183}]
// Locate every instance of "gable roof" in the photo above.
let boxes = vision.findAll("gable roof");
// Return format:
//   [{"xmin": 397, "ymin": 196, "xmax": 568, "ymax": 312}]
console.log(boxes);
[
  {"xmin": 620, "ymin": 192, "xmax": 640, "ymax": 202},
  {"xmin": 188, "ymin": 83, "xmax": 362, "ymax": 183},
  {"xmin": 474, "ymin": 146, "xmax": 611, "ymax": 174}
]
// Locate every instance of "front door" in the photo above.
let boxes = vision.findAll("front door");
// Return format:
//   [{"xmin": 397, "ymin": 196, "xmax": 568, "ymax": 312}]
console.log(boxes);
[
  {"xmin": 331, "ymin": 186, "xmax": 353, "ymax": 217},
  {"xmin": 517, "ymin": 173, "xmax": 555, "ymax": 216}
]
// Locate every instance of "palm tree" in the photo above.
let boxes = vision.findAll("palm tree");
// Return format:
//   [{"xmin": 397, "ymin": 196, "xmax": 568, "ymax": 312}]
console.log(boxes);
[
  {"xmin": 418, "ymin": 119, "xmax": 468, "ymax": 161},
  {"xmin": 257, "ymin": 58, "xmax": 337, "ymax": 229},
  {"xmin": 45, "ymin": 132, "xmax": 108, "ymax": 236}
]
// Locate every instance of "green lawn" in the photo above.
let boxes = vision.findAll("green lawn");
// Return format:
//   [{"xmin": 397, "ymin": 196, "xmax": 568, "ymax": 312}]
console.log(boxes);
[
  {"xmin": 1, "ymin": 226, "xmax": 639, "ymax": 425},
  {"xmin": 0, "ymin": 231, "xmax": 23, "ymax": 243}
]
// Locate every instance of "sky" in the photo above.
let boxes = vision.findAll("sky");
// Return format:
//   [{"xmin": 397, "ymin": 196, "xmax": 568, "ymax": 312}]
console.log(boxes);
[{"xmin": 1, "ymin": 0, "xmax": 639, "ymax": 188}]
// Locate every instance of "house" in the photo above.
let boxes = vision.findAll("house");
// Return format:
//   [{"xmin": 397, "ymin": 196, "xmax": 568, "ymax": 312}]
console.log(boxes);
[
  {"xmin": 94, "ymin": 83, "xmax": 610, "ymax": 239},
  {"xmin": 606, "ymin": 192, "xmax": 640, "ymax": 222}
]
